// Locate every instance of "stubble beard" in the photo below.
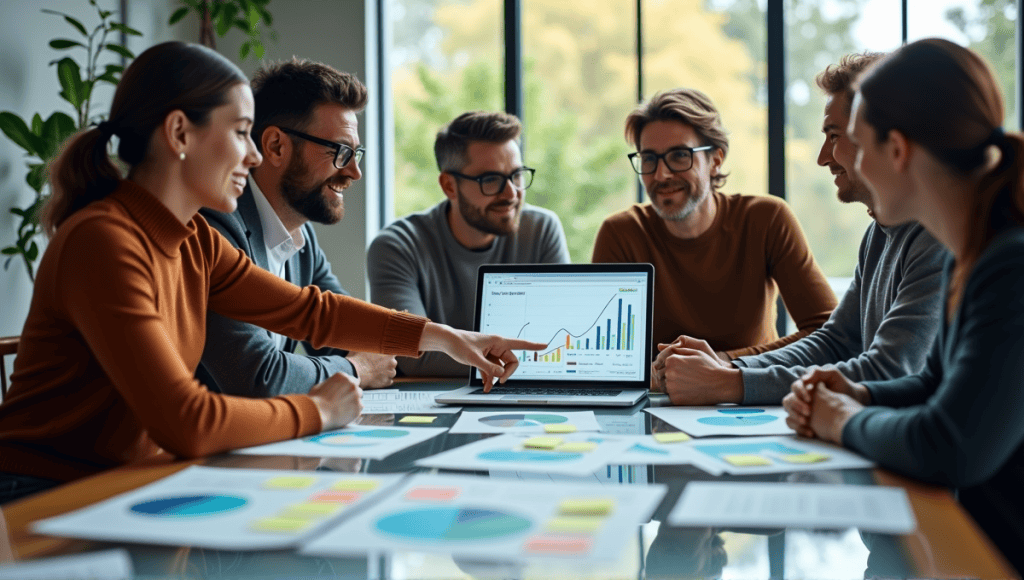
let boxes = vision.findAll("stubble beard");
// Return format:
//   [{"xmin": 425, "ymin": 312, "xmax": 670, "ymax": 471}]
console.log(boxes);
[
  {"xmin": 649, "ymin": 180, "xmax": 708, "ymax": 222},
  {"xmin": 279, "ymin": 154, "xmax": 349, "ymax": 225},
  {"xmin": 457, "ymin": 186, "xmax": 521, "ymax": 236}
]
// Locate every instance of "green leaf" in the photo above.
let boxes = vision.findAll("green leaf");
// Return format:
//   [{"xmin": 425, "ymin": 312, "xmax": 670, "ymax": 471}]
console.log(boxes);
[
  {"xmin": 10, "ymin": 208, "xmax": 25, "ymax": 218},
  {"xmin": 1, "ymin": 248, "xmax": 19, "ymax": 256},
  {"xmin": 104, "ymin": 63, "xmax": 125, "ymax": 74},
  {"xmin": 216, "ymin": 4, "xmax": 238, "ymax": 37},
  {"xmin": 41, "ymin": 112, "xmax": 76, "ymax": 159},
  {"xmin": 168, "ymin": 6, "xmax": 189, "ymax": 25},
  {"xmin": 108, "ymin": 23, "xmax": 143, "ymax": 36},
  {"xmin": 26, "ymin": 164, "xmax": 48, "ymax": 193},
  {"xmin": 98, "ymin": 10, "xmax": 112, "ymax": 19},
  {"xmin": 247, "ymin": 4, "xmax": 261, "ymax": 27},
  {"xmin": 239, "ymin": 42, "xmax": 251, "ymax": 60},
  {"xmin": 56, "ymin": 58, "xmax": 84, "ymax": 109},
  {"xmin": 0, "ymin": 112, "xmax": 44, "ymax": 156},
  {"xmin": 49, "ymin": 39, "xmax": 85, "ymax": 50},
  {"xmin": 105, "ymin": 44, "xmax": 134, "ymax": 60},
  {"xmin": 31, "ymin": 113, "xmax": 43, "ymax": 136},
  {"xmin": 233, "ymin": 18, "xmax": 249, "ymax": 34},
  {"xmin": 26, "ymin": 242, "xmax": 39, "ymax": 262},
  {"xmin": 252, "ymin": 43, "xmax": 265, "ymax": 60},
  {"xmin": 63, "ymin": 15, "xmax": 88, "ymax": 36}
]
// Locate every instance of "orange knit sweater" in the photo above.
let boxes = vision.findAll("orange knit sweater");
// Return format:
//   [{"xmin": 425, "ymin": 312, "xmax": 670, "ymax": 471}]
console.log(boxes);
[
  {"xmin": 0, "ymin": 181, "xmax": 426, "ymax": 482},
  {"xmin": 592, "ymin": 193, "xmax": 836, "ymax": 358}
]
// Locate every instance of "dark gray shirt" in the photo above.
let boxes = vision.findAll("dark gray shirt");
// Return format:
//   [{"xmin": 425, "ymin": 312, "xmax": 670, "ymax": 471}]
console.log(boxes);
[
  {"xmin": 367, "ymin": 200, "xmax": 570, "ymax": 376},
  {"xmin": 735, "ymin": 221, "xmax": 946, "ymax": 404}
]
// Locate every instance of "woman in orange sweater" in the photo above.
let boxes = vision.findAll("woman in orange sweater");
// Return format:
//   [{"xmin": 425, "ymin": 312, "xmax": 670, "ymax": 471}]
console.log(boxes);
[{"xmin": 0, "ymin": 41, "xmax": 542, "ymax": 504}]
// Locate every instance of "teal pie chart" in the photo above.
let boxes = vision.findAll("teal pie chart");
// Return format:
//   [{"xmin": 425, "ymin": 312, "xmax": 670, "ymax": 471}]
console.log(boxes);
[
  {"xmin": 478, "ymin": 413, "xmax": 569, "ymax": 428},
  {"xmin": 697, "ymin": 408, "xmax": 778, "ymax": 427},
  {"xmin": 308, "ymin": 429, "xmax": 410, "ymax": 447},
  {"xmin": 376, "ymin": 507, "xmax": 532, "ymax": 542},
  {"xmin": 478, "ymin": 450, "xmax": 582, "ymax": 462},
  {"xmin": 129, "ymin": 495, "xmax": 247, "ymax": 517}
]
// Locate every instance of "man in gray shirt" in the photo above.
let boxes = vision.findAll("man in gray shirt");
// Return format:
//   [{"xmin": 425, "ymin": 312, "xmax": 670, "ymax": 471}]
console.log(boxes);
[
  {"xmin": 652, "ymin": 52, "xmax": 946, "ymax": 405},
  {"xmin": 368, "ymin": 111, "xmax": 570, "ymax": 376}
]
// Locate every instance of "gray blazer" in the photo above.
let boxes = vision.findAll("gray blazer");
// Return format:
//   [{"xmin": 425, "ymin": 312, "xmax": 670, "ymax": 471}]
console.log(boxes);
[{"xmin": 195, "ymin": 185, "xmax": 355, "ymax": 397}]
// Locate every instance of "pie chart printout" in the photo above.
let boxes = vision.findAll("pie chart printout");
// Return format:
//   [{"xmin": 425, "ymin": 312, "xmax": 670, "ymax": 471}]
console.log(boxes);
[
  {"xmin": 308, "ymin": 429, "xmax": 410, "ymax": 447},
  {"xmin": 696, "ymin": 408, "xmax": 779, "ymax": 427},
  {"xmin": 375, "ymin": 507, "xmax": 533, "ymax": 542},
  {"xmin": 477, "ymin": 450, "xmax": 583, "ymax": 462},
  {"xmin": 478, "ymin": 413, "xmax": 570, "ymax": 428},
  {"xmin": 129, "ymin": 495, "xmax": 248, "ymax": 518}
]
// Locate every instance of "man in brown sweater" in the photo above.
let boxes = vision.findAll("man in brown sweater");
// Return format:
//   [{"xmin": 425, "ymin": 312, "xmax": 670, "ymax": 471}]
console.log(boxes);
[{"xmin": 592, "ymin": 88, "xmax": 836, "ymax": 364}]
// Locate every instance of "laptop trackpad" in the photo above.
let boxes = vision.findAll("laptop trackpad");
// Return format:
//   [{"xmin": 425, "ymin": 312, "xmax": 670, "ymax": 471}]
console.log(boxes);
[{"xmin": 502, "ymin": 395, "xmax": 567, "ymax": 400}]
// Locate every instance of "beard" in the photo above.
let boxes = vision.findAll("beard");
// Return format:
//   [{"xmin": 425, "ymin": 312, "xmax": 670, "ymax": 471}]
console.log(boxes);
[
  {"xmin": 456, "ymin": 186, "xmax": 521, "ymax": 236},
  {"xmin": 648, "ymin": 178, "xmax": 708, "ymax": 222},
  {"xmin": 279, "ymin": 154, "xmax": 350, "ymax": 225}
]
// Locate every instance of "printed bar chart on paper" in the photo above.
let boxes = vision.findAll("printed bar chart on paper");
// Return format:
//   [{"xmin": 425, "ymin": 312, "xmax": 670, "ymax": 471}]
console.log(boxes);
[
  {"xmin": 33, "ymin": 467, "xmax": 403, "ymax": 550},
  {"xmin": 687, "ymin": 435, "xmax": 874, "ymax": 475},
  {"xmin": 477, "ymin": 272, "xmax": 649, "ymax": 381},
  {"xmin": 301, "ymin": 473, "xmax": 666, "ymax": 562}
]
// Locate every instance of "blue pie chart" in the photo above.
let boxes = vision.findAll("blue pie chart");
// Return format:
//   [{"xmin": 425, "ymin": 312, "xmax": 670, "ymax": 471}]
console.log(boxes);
[
  {"xmin": 309, "ymin": 429, "xmax": 410, "ymax": 446},
  {"xmin": 478, "ymin": 413, "xmax": 569, "ymax": 428},
  {"xmin": 697, "ymin": 408, "xmax": 779, "ymax": 427},
  {"xmin": 376, "ymin": 507, "xmax": 532, "ymax": 541},
  {"xmin": 129, "ymin": 495, "xmax": 247, "ymax": 517},
  {"xmin": 478, "ymin": 450, "xmax": 581, "ymax": 462}
]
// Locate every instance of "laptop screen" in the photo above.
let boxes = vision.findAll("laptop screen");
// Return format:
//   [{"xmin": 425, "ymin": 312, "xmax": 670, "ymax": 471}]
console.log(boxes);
[{"xmin": 472, "ymin": 264, "xmax": 654, "ymax": 386}]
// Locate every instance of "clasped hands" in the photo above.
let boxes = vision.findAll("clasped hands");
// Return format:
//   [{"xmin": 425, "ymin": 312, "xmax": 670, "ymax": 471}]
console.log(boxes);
[
  {"xmin": 651, "ymin": 335, "xmax": 742, "ymax": 405},
  {"xmin": 782, "ymin": 366, "xmax": 871, "ymax": 444}
]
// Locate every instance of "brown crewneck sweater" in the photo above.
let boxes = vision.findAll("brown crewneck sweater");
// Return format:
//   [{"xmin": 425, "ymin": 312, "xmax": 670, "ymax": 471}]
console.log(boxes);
[{"xmin": 0, "ymin": 181, "xmax": 426, "ymax": 482}]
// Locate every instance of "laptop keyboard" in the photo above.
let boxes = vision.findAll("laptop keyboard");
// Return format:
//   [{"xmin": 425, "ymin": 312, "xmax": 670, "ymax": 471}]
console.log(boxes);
[{"xmin": 470, "ymin": 388, "xmax": 623, "ymax": 397}]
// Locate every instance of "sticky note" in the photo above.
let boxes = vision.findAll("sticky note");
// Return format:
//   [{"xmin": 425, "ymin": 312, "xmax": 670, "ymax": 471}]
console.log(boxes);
[
  {"xmin": 262, "ymin": 476, "xmax": 317, "ymax": 490},
  {"xmin": 405, "ymin": 486, "xmax": 461, "ymax": 502},
  {"xmin": 653, "ymin": 432, "xmax": 692, "ymax": 443},
  {"xmin": 330, "ymin": 479, "xmax": 380, "ymax": 492},
  {"xmin": 309, "ymin": 490, "xmax": 361, "ymax": 504},
  {"xmin": 545, "ymin": 516, "xmax": 605, "ymax": 533},
  {"xmin": 554, "ymin": 442, "xmax": 597, "ymax": 453},
  {"xmin": 523, "ymin": 436, "xmax": 563, "ymax": 449},
  {"xmin": 544, "ymin": 424, "xmax": 577, "ymax": 433},
  {"xmin": 250, "ymin": 517, "xmax": 312, "ymax": 533},
  {"xmin": 399, "ymin": 415, "xmax": 436, "ymax": 424},
  {"xmin": 778, "ymin": 452, "xmax": 830, "ymax": 464},
  {"xmin": 558, "ymin": 498, "xmax": 615, "ymax": 516},
  {"xmin": 722, "ymin": 454, "xmax": 772, "ymax": 467},
  {"xmin": 280, "ymin": 502, "xmax": 342, "ymax": 518},
  {"xmin": 523, "ymin": 534, "xmax": 593, "ymax": 554}
]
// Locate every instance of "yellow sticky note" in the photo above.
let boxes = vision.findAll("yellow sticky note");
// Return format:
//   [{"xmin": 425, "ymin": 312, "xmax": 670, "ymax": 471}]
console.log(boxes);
[
  {"xmin": 262, "ymin": 476, "xmax": 317, "ymax": 490},
  {"xmin": 653, "ymin": 432, "xmax": 691, "ymax": 444},
  {"xmin": 554, "ymin": 442, "xmax": 597, "ymax": 453},
  {"xmin": 250, "ymin": 517, "xmax": 312, "ymax": 533},
  {"xmin": 778, "ymin": 452, "xmax": 830, "ymax": 464},
  {"xmin": 399, "ymin": 415, "xmax": 437, "ymax": 424},
  {"xmin": 544, "ymin": 424, "xmax": 577, "ymax": 433},
  {"xmin": 722, "ymin": 454, "xmax": 772, "ymax": 467},
  {"xmin": 545, "ymin": 516, "xmax": 605, "ymax": 533},
  {"xmin": 558, "ymin": 498, "xmax": 616, "ymax": 516},
  {"xmin": 279, "ymin": 502, "xmax": 342, "ymax": 519},
  {"xmin": 330, "ymin": 479, "xmax": 380, "ymax": 492},
  {"xmin": 523, "ymin": 436, "xmax": 563, "ymax": 449}
]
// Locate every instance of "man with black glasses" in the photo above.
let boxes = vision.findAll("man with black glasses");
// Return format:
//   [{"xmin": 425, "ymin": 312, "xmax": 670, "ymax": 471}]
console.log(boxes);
[
  {"xmin": 196, "ymin": 59, "xmax": 398, "ymax": 396},
  {"xmin": 593, "ymin": 88, "xmax": 836, "ymax": 383},
  {"xmin": 369, "ymin": 111, "xmax": 570, "ymax": 376}
]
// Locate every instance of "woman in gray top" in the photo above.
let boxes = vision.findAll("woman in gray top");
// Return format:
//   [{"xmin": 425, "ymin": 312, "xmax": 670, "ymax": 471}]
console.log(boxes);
[{"xmin": 784, "ymin": 38, "xmax": 1024, "ymax": 573}]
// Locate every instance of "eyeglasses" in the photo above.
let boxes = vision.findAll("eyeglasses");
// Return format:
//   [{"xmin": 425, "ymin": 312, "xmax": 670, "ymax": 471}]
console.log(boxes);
[
  {"xmin": 447, "ymin": 167, "xmax": 536, "ymax": 196},
  {"xmin": 279, "ymin": 127, "xmax": 365, "ymax": 169},
  {"xmin": 628, "ymin": 145, "xmax": 714, "ymax": 175}
]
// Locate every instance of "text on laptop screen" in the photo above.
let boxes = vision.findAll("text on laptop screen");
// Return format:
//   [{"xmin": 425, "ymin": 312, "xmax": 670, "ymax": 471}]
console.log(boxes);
[{"xmin": 476, "ymin": 270, "xmax": 650, "ymax": 382}]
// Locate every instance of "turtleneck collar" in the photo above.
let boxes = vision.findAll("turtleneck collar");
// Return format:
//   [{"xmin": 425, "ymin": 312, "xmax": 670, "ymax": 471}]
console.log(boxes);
[{"xmin": 111, "ymin": 180, "xmax": 195, "ymax": 257}]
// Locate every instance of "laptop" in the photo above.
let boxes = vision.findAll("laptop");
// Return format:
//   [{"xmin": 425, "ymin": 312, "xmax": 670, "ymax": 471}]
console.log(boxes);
[{"xmin": 435, "ymin": 263, "xmax": 655, "ymax": 407}]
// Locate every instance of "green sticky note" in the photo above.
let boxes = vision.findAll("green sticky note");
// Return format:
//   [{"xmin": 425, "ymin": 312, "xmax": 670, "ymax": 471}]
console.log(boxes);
[
  {"xmin": 722, "ymin": 454, "xmax": 772, "ymax": 467},
  {"xmin": 544, "ymin": 423, "xmax": 577, "ymax": 433},
  {"xmin": 250, "ymin": 517, "xmax": 312, "ymax": 533},
  {"xmin": 545, "ymin": 516, "xmax": 605, "ymax": 533},
  {"xmin": 653, "ymin": 432, "xmax": 691, "ymax": 444},
  {"xmin": 558, "ymin": 498, "xmax": 616, "ymax": 516},
  {"xmin": 262, "ymin": 476, "xmax": 317, "ymax": 490},
  {"xmin": 778, "ymin": 452, "xmax": 830, "ymax": 464},
  {"xmin": 329, "ymin": 479, "xmax": 379, "ymax": 492},
  {"xmin": 399, "ymin": 415, "xmax": 437, "ymax": 424},
  {"xmin": 280, "ymin": 502, "xmax": 342, "ymax": 518},
  {"xmin": 523, "ymin": 436, "xmax": 563, "ymax": 449},
  {"xmin": 555, "ymin": 441, "xmax": 597, "ymax": 453}
]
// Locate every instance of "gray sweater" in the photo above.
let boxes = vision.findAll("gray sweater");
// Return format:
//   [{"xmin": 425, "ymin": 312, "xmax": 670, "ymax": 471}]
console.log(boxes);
[
  {"xmin": 735, "ymin": 221, "xmax": 946, "ymax": 404},
  {"xmin": 367, "ymin": 200, "xmax": 570, "ymax": 376},
  {"xmin": 844, "ymin": 227, "xmax": 1024, "ymax": 574}
]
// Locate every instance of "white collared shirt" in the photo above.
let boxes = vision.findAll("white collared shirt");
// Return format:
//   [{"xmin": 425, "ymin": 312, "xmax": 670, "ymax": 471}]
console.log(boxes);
[{"xmin": 248, "ymin": 175, "xmax": 306, "ymax": 350}]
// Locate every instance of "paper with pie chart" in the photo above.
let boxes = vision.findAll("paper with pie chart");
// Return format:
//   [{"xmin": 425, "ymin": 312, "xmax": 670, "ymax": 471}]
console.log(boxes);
[
  {"xmin": 448, "ymin": 411, "xmax": 601, "ymax": 434},
  {"xmin": 302, "ymin": 473, "xmax": 666, "ymax": 562},
  {"xmin": 645, "ymin": 406, "xmax": 795, "ymax": 437},
  {"xmin": 232, "ymin": 424, "xmax": 448, "ymax": 460},
  {"xmin": 688, "ymin": 435, "xmax": 874, "ymax": 475},
  {"xmin": 415, "ymin": 433, "xmax": 633, "ymax": 476},
  {"xmin": 33, "ymin": 466, "xmax": 403, "ymax": 550}
]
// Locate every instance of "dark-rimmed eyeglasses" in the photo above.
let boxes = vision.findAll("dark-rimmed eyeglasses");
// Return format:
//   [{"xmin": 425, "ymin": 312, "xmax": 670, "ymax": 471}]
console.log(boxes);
[
  {"xmin": 279, "ymin": 127, "xmax": 365, "ymax": 169},
  {"xmin": 628, "ymin": 146, "xmax": 714, "ymax": 175},
  {"xmin": 447, "ymin": 167, "xmax": 536, "ymax": 196}
]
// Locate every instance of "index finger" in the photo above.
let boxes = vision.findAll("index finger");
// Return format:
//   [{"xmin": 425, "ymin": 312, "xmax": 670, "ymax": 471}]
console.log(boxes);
[{"xmin": 502, "ymin": 339, "xmax": 549, "ymax": 351}]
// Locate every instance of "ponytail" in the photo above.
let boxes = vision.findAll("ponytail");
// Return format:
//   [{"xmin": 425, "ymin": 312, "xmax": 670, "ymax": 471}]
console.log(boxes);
[{"xmin": 42, "ymin": 125, "xmax": 122, "ymax": 236}]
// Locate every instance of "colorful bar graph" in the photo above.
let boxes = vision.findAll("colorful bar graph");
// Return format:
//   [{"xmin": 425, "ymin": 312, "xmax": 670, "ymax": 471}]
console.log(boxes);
[
  {"xmin": 627, "ymin": 305, "xmax": 632, "ymax": 351},
  {"xmin": 606, "ymin": 319, "xmax": 611, "ymax": 350},
  {"xmin": 566, "ymin": 335, "xmax": 571, "ymax": 350},
  {"xmin": 617, "ymin": 299, "xmax": 622, "ymax": 350}
]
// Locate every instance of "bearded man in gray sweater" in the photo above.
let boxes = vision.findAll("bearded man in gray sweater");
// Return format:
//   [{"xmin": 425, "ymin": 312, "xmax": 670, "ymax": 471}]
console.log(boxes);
[{"xmin": 653, "ymin": 52, "xmax": 946, "ymax": 405}]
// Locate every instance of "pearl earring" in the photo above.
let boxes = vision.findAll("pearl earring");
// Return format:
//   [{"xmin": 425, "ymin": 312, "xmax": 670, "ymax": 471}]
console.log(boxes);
[{"xmin": 179, "ymin": 152, "xmax": 186, "ymax": 161}]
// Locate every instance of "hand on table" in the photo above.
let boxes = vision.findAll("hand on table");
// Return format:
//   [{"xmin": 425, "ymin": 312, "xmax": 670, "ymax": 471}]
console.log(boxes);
[
  {"xmin": 347, "ymin": 351, "xmax": 398, "ymax": 389},
  {"xmin": 783, "ymin": 366, "xmax": 868, "ymax": 443},
  {"xmin": 308, "ymin": 372, "xmax": 363, "ymax": 430},
  {"xmin": 419, "ymin": 322, "xmax": 547, "ymax": 392},
  {"xmin": 651, "ymin": 336, "xmax": 742, "ymax": 405}
]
